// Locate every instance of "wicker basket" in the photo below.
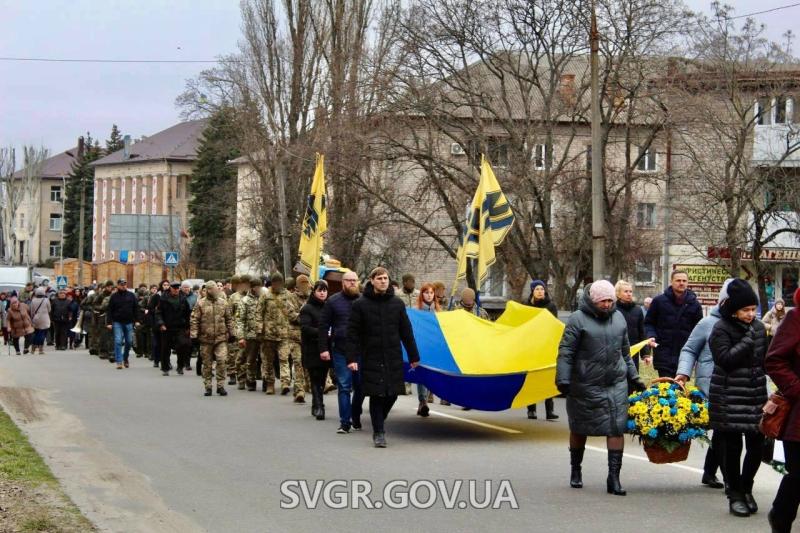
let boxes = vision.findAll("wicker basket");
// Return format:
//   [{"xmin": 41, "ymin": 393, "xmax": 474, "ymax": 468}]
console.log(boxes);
[{"xmin": 643, "ymin": 440, "xmax": 691, "ymax": 464}]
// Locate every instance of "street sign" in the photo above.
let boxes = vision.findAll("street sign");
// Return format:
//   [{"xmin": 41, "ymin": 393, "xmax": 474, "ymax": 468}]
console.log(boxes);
[
  {"xmin": 164, "ymin": 251, "xmax": 180, "ymax": 266},
  {"xmin": 56, "ymin": 275, "xmax": 68, "ymax": 289},
  {"xmin": 119, "ymin": 250, "xmax": 130, "ymax": 264}
]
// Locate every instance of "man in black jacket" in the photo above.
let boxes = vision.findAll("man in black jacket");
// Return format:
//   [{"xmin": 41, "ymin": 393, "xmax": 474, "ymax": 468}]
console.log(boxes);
[
  {"xmin": 644, "ymin": 270, "xmax": 703, "ymax": 377},
  {"xmin": 155, "ymin": 281, "xmax": 192, "ymax": 376},
  {"xmin": 347, "ymin": 267, "xmax": 420, "ymax": 448},
  {"xmin": 106, "ymin": 279, "xmax": 139, "ymax": 369}
]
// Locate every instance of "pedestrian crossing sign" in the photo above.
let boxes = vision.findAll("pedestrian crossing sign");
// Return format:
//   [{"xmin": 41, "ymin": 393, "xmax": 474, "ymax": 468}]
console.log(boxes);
[
  {"xmin": 56, "ymin": 275, "xmax": 68, "ymax": 289},
  {"xmin": 164, "ymin": 251, "xmax": 180, "ymax": 266}
]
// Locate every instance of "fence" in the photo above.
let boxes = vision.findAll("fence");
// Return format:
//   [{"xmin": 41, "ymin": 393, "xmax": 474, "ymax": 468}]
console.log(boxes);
[{"xmin": 55, "ymin": 259, "xmax": 195, "ymax": 288}]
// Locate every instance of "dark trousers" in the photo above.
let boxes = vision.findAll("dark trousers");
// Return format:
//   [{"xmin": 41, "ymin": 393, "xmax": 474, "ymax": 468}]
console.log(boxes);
[
  {"xmin": 528, "ymin": 398, "xmax": 555, "ymax": 414},
  {"xmin": 54, "ymin": 322, "xmax": 69, "ymax": 349},
  {"xmin": 718, "ymin": 430, "xmax": 765, "ymax": 497},
  {"xmin": 772, "ymin": 440, "xmax": 800, "ymax": 526},
  {"xmin": 657, "ymin": 367, "xmax": 676, "ymax": 378},
  {"xmin": 151, "ymin": 330, "xmax": 161, "ymax": 363},
  {"xmin": 11, "ymin": 335, "xmax": 31, "ymax": 353},
  {"xmin": 703, "ymin": 429, "xmax": 723, "ymax": 477},
  {"xmin": 369, "ymin": 395, "xmax": 398, "ymax": 434},
  {"xmin": 160, "ymin": 330, "xmax": 189, "ymax": 372},
  {"xmin": 308, "ymin": 367, "xmax": 328, "ymax": 409}
]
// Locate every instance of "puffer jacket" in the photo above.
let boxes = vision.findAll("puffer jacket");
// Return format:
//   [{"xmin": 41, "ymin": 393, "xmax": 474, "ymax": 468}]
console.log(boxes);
[
  {"xmin": 189, "ymin": 295, "xmax": 232, "ymax": 344},
  {"xmin": 616, "ymin": 300, "xmax": 645, "ymax": 345},
  {"xmin": 346, "ymin": 282, "xmax": 420, "ymax": 396},
  {"xmin": 6, "ymin": 302, "xmax": 33, "ymax": 338},
  {"xmin": 708, "ymin": 316, "xmax": 768, "ymax": 433},
  {"xmin": 555, "ymin": 289, "xmax": 639, "ymax": 437},
  {"xmin": 676, "ymin": 306, "xmax": 722, "ymax": 396},
  {"xmin": 644, "ymin": 287, "xmax": 703, "ymax": 375}
]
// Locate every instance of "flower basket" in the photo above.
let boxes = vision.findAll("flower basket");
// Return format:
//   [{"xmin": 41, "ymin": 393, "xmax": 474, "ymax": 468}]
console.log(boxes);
[
  {"xmin": 627, "ymin": 377, "xmax": 709, "ymax": 465},
  {"xmin": 643, "ymin": 440, "xmax": 691, "ymax": 464}
]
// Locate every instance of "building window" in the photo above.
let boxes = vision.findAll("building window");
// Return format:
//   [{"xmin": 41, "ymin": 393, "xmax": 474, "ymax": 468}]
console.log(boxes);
[
  {"xmin": 533, "ymin": 144, "xmax": 550, "ymax": 170},
  {"xmin": 176, "ymin": 176, "xmax": 183, "ymax": 199},
  {"xmin": 634, "ymin": 258, "xmax": 656, "ymax": 284},
  {"xmin": 468, "ymin": 138, "xmax": 508, "ymax": 168},
  {"xmin": 49, "ymin": 241, "xmax": 61, "ymax": 258},
  {"xmin": 18, "ymin": 212, "xmax": 24, "ymax": 228},
  {"xmin": 49, "ymin": 213, "xmax": 62, "ymax": 231},
  {"xmin": 636, "ymin": 147, "xmax": 657, "ymax": 172},
  {"xmin": 481, "ymin": 267, "xmax": 507, "ymax": 298},
  {"xmin": 755, "ymin": 97, "xmax": 771, "ymax": 126},
  {"xmin": 775, "ymin": 96, "xmax": 788, "ymax": 124},
  {"xmin": 50, "ymin": 185, "xmax": 63, "ymax": 202},
  {"xmin": 636, "ymin": 202, "xmax": 656, "ymax": 228}
]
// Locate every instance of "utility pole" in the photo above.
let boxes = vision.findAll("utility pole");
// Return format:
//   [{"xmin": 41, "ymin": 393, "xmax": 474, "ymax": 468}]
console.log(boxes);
[
  {"xmin": 166, "ymin": 160, "xmax": 175, "ymax": 280},
  {"xmin": 590, "ymin": 2, "xmax": 605, "ymax": 281},
  {"xmin": 76, "ymin": 137, "xmax": 85, "ymax": 286},
  {"xmin": 275, "ymin": 158, "xmax": 292, "ymax": 277}
]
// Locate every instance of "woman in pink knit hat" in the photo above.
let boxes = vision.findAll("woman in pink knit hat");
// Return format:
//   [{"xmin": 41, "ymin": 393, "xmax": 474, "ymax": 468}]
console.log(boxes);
[{"xmin": 555, "ymin": 280, "xmax": 646, "ymax": 496}]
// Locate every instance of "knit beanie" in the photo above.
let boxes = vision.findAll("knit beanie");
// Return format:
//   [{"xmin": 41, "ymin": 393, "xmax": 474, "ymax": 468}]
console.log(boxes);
[
  {"xmin": 589, "ymin": 280, "xmax": 616, "ymax": 303},
  {"xmin": 717, "ymin": 277, "xmax": 735, "ymax": 305},
  {"xmin": 720, "ymin": 279, "xmax": 758, "ymax": 316},
  {"xmin": 530, "ymin": 279, "xmax": 546, "ymax": 291}
]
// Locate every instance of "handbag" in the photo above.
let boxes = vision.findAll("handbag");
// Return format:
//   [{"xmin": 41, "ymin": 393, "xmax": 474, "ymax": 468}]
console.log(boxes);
[{"xmin": 760, "ymin": 392, "xmax": 792, "ymax": 439}]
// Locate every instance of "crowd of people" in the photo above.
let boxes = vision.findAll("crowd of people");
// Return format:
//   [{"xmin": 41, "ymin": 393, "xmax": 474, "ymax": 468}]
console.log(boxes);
[{"xmin": 5, "ymin": 267, "xmax": 798, "ymax": 531}]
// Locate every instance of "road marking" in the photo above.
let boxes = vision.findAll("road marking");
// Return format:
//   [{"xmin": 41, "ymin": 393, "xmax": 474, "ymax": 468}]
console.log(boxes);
[
  {"xmin": 585, "ymin": 445, "xmax": 704, "ymax": 474},
  {"xmin": 419, "ymin": 409, "xmax": 523, "ymax": 434}
]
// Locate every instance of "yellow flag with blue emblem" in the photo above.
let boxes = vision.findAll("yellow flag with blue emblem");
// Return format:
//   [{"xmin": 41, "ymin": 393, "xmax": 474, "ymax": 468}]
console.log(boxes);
[
  {"xmin": 455, "ymin": 155, "xmax": 515, "ymax": 287},
  {"xmin": 298, "ymin": 154, "xmax": 327, "ymax": 282}
]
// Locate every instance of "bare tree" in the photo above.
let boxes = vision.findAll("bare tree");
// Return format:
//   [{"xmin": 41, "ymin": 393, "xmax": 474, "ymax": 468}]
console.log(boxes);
[{"xmin": 0, "ymin": 146, "xmax": 48, "ymax": 265}]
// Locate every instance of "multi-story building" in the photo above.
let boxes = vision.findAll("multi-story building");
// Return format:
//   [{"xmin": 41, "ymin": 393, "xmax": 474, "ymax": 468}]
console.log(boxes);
[
  {"xmin": 90, "ymin": 119, "xmax": 207, "ymax": 263},
  {"xmin": 11, "ymin": 148, "xmax": 75, "ymax": 265}
]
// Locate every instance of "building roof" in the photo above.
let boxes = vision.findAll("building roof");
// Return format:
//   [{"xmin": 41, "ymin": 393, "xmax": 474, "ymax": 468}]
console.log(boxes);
[
  {"xmin": 12, "ymin": 147, "xmax": 77, "ymax": 179},
  {"xmin": 92, "ymin": 119, "xmax": 208, "ymax": 167}
]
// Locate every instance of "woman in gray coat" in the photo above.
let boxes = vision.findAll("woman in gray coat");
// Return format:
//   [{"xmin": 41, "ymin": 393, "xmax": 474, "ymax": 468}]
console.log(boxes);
[{"xmin": 556, "ymin": 280, "xmax": 645, "ymax": 496}]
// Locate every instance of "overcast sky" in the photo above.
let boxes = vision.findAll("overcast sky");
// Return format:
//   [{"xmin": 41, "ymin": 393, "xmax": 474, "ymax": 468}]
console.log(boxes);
[{"xmin": 0, "ymin": 0, "xmax": 797, "ymax": 158}]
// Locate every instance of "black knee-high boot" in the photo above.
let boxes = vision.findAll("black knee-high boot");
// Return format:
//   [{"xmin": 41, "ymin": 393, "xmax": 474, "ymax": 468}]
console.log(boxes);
[
  {"xmin": 312, "ymin": 382, "xmax": 325, "ymax": 420},
  {"xmin": 569, "ymin": 447, "xmax": 584, "ymax": 488},
  {"xmin": 607, "ymin": 450, "xmax": 626, "ymax": 496}
]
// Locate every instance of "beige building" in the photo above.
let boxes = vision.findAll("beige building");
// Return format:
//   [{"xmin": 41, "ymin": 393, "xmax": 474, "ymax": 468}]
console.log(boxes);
[
  {"xmin": 11, "ymin": 148, "xmax": 75, "ymax": 265},
  {"xmin": 90, "ymin": 119, "xmax": 207, "ymax": 263}
]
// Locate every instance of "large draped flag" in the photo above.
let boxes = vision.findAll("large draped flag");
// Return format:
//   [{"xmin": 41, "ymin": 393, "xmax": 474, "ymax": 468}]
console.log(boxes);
[
  {"xmin": 454, "ymin": 155, "xmax": 515, "ymax": 289},
  {"xmin": 298, "ymin": 154, "xmax": 327, "ymax": 282},
  {"xmin": 401, "ymin": 302, "xmax": 652, "ymax": 411}
]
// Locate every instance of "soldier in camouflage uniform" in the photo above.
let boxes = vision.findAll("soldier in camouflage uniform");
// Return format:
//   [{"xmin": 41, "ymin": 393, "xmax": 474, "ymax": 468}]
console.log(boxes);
[
  {"xmin": 235, "ymin": 276, "xmax": 263, "ymax": 391},
  {"xmin": 190, "ymin": 281, "xmax": 233, "ymax": 396},
  {"xmin": 225, "ymin": 274, "xmax": 248, "ymax": 386},
  {"xmin": 91, "ymin": 281, "xmax": 115, "ymax": 360},
  {"xmin": 259, "ymin": 272, "xmax": 306, "ymax": 402}
]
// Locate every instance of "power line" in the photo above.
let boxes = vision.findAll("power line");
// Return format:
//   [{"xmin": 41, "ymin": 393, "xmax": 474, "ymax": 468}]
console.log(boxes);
[
  {"xmin": 0, "ymin": 57, "xmax": 236, "ymax": 64},
  {"xmin": 724, "ymin": 2, "xmax": 800, "ymax": 20}
]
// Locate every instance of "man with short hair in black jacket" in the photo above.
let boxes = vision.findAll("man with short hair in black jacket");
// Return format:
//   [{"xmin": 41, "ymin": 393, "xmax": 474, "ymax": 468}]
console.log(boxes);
[
  {"xmin": 155, "ymin": 281, "xmax": 192, "ymax": 376},
  {"xmin": 106, "ymin": 278, "xmax": 139, "ymax": 369},
  {"xmin": 644, "ymin": 269, "xmax": 703, "ymax": 377}
]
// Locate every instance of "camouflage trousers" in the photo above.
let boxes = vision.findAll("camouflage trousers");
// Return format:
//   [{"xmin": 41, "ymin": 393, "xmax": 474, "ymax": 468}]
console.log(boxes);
[
  {"xmin": 278, "ymin": 340, "xmax": 306, "ymax": 394},
  {"xmin": 227, "ymin": 341, "xmax": 238, "ymax": 377},
  {"xmin": 200, "ymin": 341, "xmax": 227, "ymax": 390},
  {"xmin": 90, "ymin": 320, "xmax": 113, "ymax": 358},
  {"xmin": 239, "ymin": 339, "xmax": 260, "ymax": 384},
  {"xmin": 261, "ymin": 340, "xmax": 278, "ymax": 385}
]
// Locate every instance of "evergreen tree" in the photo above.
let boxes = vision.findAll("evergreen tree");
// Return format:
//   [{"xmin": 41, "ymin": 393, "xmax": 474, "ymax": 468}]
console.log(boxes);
[
  {"xmin": 188, "ymin": 108, "xmax": 239, "ymax": 271},
  {"xmin": 106, "ymin": 124, "xmax": 125, "ymax": 153},
  {"xmin": 63, "ymin": 135, "xmax": 100, "ymax": 260}
]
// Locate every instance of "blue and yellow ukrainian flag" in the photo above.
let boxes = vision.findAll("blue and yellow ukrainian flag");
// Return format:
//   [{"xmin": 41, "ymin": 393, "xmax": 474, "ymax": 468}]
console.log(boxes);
[
  {"xmin": 298, "ymin": 154, "xmax": 327, "ymax": 282},
  {"xmin": 455, "ymin": 155, "xmax": 515, "ymax": 288}
]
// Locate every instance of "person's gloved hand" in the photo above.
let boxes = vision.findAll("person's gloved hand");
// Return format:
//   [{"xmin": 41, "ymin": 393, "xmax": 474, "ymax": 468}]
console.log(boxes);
[
  {"xmin": 557, "ymin": 383, "xmax": 570, "ymax": 396},
  {"xmin": 629, "ymin": 377, "xmax": 647, "ymax": 392}
]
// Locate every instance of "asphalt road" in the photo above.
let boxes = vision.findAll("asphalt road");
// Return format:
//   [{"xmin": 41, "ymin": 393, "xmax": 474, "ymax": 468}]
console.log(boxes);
[{"xmin": 0, "ymin": 348, "xmax": 785, "ymax": 533}]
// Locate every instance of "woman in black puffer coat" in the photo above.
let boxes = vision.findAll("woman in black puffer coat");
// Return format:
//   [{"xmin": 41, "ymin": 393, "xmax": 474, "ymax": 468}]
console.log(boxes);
[
  {"xmin": 347, "ymin": 267, "xmax": 420, "ymax": 448},
  {"xmin": 708, "ymin": 278, "xmax": 767, "ymax": 518},
  {"xmin": 299, "ymin": 280, "xmax": 330, "ymax": 421},
  {"xmin": 556, "ymin": 280, "xmax": 646, "ymax": 496}
]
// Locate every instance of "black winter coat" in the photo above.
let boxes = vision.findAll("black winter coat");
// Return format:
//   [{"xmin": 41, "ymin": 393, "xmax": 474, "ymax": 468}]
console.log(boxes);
[
  {"xmin": 346, "ymin": 283, "xmax": 420, "ymax": 396},
  {"xmin": 155, "ymin": 293, "xmax": 191, "ymax": 331},
  {"xmin": 299, "ymin": 295, "xmax": 330, "ymax": 370},
  {"xmin": 617, "ymin": 301, "xmax": 645, "ymax": 345},
  {"xmin": 644, "ymin": 287, "xmax": 703, "ymax": 375},
  {"xmin": 708, "ymin": 316, "xmax": 768, "ymax": 433},
  {"xmin": 51, "ymin": 298, "xmax": 72, "ymax": 323},
  {"xmin": 530, "ymin": 295, "xmax": 558, "ymax": 318},
  {"xmin": 556, "ymin": 290, "xmax": 639, "ymax": 437}
]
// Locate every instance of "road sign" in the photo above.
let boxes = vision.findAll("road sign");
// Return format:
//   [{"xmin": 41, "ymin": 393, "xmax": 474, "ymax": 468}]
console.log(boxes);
[
  {"xmin": 119, "ymin": 250, "xmax": 130, "ymax": 264},
  {"xmin": 56, "ymin": 275, "xmax": 68, "ymax": 289},
  {"xmin": 164, "ymin": 251, "xmax": 180, "ymax": 266}
]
